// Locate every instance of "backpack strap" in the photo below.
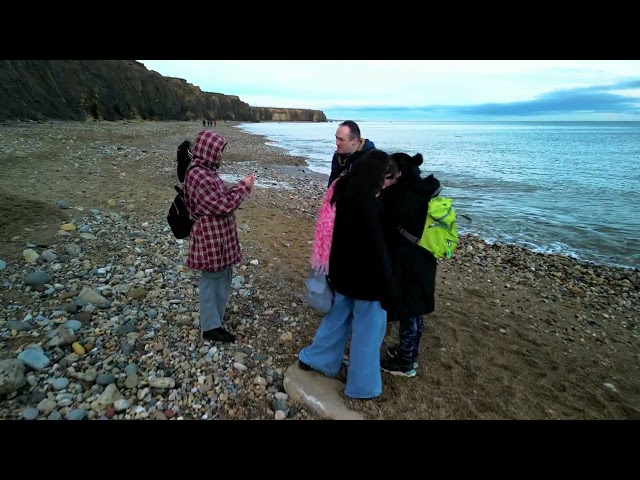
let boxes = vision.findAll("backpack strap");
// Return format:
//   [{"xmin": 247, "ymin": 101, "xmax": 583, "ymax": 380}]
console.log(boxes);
[
  {"xmin": 397, "ymin": 227, "xmax": 420, "ymax": 245},
  {"xmin": 396, "ymin": 186, "xmax": 440, "ymax": 245}
]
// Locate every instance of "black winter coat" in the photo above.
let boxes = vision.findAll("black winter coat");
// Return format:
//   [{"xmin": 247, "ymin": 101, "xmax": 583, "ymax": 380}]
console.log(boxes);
[
  {"xmin": 328, "ymin": 190, "xmax": 396, "ymax": 311},
  {"xmin": 380, "ymin": 173, "xmax": 441, "ymax": 321}
]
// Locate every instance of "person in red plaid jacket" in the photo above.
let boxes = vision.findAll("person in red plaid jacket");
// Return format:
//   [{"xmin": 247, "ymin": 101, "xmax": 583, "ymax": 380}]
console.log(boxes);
[{"xmin": 183, "ymin": 130, "xmax": 254, "ymax": 343}]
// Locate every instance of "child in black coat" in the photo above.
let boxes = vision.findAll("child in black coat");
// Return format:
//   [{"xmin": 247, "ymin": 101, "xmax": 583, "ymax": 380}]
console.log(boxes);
[{"xmin": 380, "ymin": 152, "xmax": 441, "ymax": 377}]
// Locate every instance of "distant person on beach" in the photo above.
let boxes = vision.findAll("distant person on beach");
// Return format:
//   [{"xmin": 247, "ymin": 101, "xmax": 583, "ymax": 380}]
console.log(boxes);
[
  {"xmin": 327, "ymin": 120, "xmax": 376, "ymax": 187},
  {"xmin": 183, "ymin": 130, "xmax": 255, "ymax": 343},
  {"xmin": 378, "ymin": 152, "xmax": 441, "ymax": 377},
  {"xmin": 299, "ymin": 149, "xmax": 399, "ymax": 399}
]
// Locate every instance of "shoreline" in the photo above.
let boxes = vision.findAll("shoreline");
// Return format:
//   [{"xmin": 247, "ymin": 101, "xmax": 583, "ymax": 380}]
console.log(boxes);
[
  {"xmin": 0, "ymin": 120, "xmax": 638, "ymax": 420},
  {"xmin": 232, "ymin": 121, "xmax": 639, "ymax": 272}
]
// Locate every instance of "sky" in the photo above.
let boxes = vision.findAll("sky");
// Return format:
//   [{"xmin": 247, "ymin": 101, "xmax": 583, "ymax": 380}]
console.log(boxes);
[{"xmin": 137, "ymin": 60, "xmax": 640, "ymax": 121}]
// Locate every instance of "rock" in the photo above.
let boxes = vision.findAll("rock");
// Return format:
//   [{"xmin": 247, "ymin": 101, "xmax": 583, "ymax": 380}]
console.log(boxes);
[
  {"xmin": 37, "ymin": 398, "xmax": 57, "ymax": 413},
  {"xmin": 47, "ymin": 326, "xmax": 77, "ymax": 348},
  {"xmin": 124, "ymin": 374, "xmax": 139, "ymax": 389},
  {"xmin": 83, "ymin": 368, "xmax": 98, "ymax": 383},
  {"xmin": 128, "ymin": 287, "xmax": 148, "ymax": 299},
  {"xmin": 17, "ymin": 349, "xmax": 50, "ymax": 371},
  {"xmin": 66, "ymin": 409, "xmax": 87, "ymax": 420},
  {"xmin": 149, "ymin": 377, "xmax": 175, "ymax": 389},
  {"xmin": 0, "ymin": 359, "xmax": 26, "ymax": 395},
  {"xmin": 23, "ymin": 249, "xmax": 40, "ymax": 263},
  {"xmin": 96, "ymin": 373, "xmax": 116, "ymax": 386},
  {"xmin": 113, "ymin": 399, "xmax": 129, "ymax": 412},
  {"xmin": 72, "ymin": 342, "xmax": 86, "ymax": 355},
  {"xmin": 283, "ymin": 362, "xmax": 364, "ymax": 420},
  {"xmin": 48, "ymin": 411, "xmax": 62, "ymax": 420},
  {"xmin": 41, "ymin": 250, "xmax": 57, "ymax": 262},
  {"xmin": 78, "ymin": 286, "xmax": 111, "ymax": 308},
  {"xmin": 75, "ymin": 311, "xmax": 92, "ymax": 324},
  {"xmin": 25, "ymin": 270, "xmax": 52, "ymax": 286},
  {"xmin": 22, "ymin": 407, "xmax": 40, "ymax": 420},
  {"xmin": 90, "ymin": 384, "xmax": 123, "ymax": 412}
]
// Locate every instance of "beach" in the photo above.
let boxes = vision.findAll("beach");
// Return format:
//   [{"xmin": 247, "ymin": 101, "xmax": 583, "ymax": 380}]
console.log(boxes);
[{"xmin": 0, "ymin": 119, "xmax": 638, "ymax": 420}]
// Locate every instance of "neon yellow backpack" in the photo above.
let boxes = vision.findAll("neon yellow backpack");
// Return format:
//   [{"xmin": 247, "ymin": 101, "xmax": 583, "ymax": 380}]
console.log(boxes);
[
  {"xmin": 398, "ymin": 195, "xmax": 469, "ymax": 260},
  {"xmin": 418, "ymin": 197, "xmax": 458, "ymax": 259}
]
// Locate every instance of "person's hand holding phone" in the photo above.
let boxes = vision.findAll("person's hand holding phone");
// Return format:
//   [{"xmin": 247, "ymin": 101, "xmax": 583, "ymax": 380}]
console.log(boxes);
[{"xmin": 243, "ymin": 175, "xmax": 255, "ymax": 190}]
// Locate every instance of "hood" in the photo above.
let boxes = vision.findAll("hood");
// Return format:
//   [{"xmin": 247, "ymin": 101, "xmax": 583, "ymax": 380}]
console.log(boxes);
[
  {"xmin": 409, "ymin": 173, "xmax": 441, "ymax": 199},
  {"xmin": 340, "ymin": 138, "xmax": 377, "ymax": 170},
  {"xmin": 191, "ymin": 130, "xmax": 227, "ymax": 169},
  {"xmin": 360, "ymin": 138, "xmax": 376, "ymax": 154}
]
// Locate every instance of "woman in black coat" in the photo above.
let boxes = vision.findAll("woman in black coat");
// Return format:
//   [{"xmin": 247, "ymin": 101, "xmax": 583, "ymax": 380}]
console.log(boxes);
[
  {"xmin": 298, "ymin": 149, "xmax": 399, "ymax": 399},
  {"xmin": 379, "ymin": 152, "xmax": 441, "ymax": 377}
]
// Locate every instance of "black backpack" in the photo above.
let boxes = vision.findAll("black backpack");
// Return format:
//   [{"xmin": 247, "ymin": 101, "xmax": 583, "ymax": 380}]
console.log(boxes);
[{"xmin": 167, "ymin": 164, "xmax": 200, "ymax": 239}]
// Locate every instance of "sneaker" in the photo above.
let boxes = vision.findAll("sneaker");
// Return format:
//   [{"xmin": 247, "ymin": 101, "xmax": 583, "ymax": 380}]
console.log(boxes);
[
  {"xmin": 386, "ymin": 344, "xmax": 419, "ymax": 369},
  {"xmin": 381, "ymin": 358, "xmax": 416, "ymax": 378},
  {"xmin": 202, "ymin": 327, "xmax": 236, "ymax": 344}
]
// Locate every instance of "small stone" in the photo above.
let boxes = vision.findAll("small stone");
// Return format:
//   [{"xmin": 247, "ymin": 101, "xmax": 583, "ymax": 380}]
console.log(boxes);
[
  {"xmin": 22, "ymin": 407, "xmax": 39, "ymax": 420},
  {"xmin": 96, "ymin": 374, "xmax": 116, "ymax": 386},
  {"xmin": 51, "ymin": 377, "xmax": 70, "ymax": 391},
  {"xmin": 66, "ymin": 409, "xmax": 87, "ymax": 420},
  {"xmin": 149, "ymin": 377, "xmax": 175, "ymax": 389},
  {"xmin": 114, "ymin": 399, "xmax": 129, "ymax": 412},
  {"xmin": 47, "ymin": 411, "xmax": 62, "ymax": 420},
  {"xmin": 72, "ymin": 342, "xmax": 86, "ymax": 355}
]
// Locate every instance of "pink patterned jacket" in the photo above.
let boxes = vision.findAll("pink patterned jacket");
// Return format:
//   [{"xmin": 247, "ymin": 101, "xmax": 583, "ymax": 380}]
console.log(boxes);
[{"xmin": 183, "ymin": 131, "xmax": 251, "ymax": 271}]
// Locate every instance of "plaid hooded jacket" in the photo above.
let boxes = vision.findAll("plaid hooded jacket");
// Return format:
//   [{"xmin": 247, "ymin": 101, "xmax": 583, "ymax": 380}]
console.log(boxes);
[{"xmin": 183, "ymin": 130, "xmax": 251, "ymax": 271}]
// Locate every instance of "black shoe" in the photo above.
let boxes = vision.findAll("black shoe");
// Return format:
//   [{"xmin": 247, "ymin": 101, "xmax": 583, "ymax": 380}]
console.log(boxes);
[
  {"xmin": 298, "ymin": 359, "xmax": 313, "ymax": 371},
  {"xmin": 381, "ymin": 358, "xmax": 416, "ymax": 378},
  {"xmin": 386, "ymin": 344, "xmax": 419, "ymax": 369},
  {"xmin": 202, "ymin": 327, "xmax": 236, "ymax": 344}
]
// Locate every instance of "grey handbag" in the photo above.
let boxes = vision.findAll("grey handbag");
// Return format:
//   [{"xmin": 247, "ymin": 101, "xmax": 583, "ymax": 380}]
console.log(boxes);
[{"xmin": 304, "ymin": 268, "xmax": 334, "ymax": 314}]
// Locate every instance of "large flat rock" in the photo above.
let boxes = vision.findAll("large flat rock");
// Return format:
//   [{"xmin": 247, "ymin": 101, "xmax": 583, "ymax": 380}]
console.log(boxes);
[{"xmin": 283, "ymin": 362, "xmax": 364, "ymax": 420}]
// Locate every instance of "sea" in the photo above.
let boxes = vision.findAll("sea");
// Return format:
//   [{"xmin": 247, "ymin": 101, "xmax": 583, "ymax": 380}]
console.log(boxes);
[{"xmin": 236, "ymin": 120, "xmax": 640, "ymax": 270}]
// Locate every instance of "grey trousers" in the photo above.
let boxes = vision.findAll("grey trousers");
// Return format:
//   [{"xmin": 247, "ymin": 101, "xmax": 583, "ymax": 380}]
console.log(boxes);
[{"xmin": 199, "ymin": 267, "xmax": 232, "ymax": 331}]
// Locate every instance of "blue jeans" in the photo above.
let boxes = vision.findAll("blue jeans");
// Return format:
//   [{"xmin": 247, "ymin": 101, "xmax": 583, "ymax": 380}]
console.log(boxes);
[
  {"xmin": 299, "ymin": 291, "xmax": 387, "ymax": 399},
  {"xmin": 398, "ymin": 316, "xmax": 425, "ymax": 365}
]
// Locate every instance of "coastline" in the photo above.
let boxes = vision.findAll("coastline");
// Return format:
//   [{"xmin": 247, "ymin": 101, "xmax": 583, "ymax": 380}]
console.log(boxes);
[{"xmin": 0, "ymin": 120, "xmax": 638, "ymax": 420}]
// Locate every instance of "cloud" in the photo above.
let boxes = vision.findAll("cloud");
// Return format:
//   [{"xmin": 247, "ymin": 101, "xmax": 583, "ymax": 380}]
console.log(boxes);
[{"xmin": 326, "ymin": 80, "xmax": 640, "ymax": 119}]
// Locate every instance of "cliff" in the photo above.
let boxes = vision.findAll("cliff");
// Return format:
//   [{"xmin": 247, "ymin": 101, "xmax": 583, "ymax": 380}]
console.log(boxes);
[{"xmin": 0, "ymin": 60, "xmax": 327, "ymax": 123}]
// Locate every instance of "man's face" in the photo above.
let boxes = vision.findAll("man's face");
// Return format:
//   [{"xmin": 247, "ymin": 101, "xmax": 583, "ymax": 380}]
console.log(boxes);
[{"xmin": 335, "ymin": 126, "xmax": 359, "ymax": 154}]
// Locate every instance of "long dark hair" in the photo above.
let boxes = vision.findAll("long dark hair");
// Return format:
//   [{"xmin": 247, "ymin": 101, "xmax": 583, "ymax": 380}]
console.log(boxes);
[{"xmin": 332, "ymin": 149, "xmax": 397, "ymax": 205}]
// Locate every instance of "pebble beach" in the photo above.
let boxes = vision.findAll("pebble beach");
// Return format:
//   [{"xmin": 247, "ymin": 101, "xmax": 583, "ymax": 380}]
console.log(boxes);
[{"xmin": 0, "ymin": 119, "xmax": 638, "ymax": 420}]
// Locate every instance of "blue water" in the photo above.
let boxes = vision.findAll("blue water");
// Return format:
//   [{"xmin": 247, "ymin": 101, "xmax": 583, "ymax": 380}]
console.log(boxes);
[{"xmin": 237, "ymin": 121, "xmax": 640, "ymax": 269}]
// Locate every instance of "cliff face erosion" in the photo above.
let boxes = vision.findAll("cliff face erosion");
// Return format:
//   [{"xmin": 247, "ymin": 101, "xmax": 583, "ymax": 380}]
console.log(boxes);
[{"xmin": 0, "ymin": 60, "xmax": 327, "ymax": 123}]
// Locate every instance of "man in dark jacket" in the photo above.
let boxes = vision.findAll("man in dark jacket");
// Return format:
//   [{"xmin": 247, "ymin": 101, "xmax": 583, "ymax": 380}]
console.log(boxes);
[
  {"xmin": 379, "ymin": 152, "xmax": 441, "ymax": 377},
  {"xmin": 327, "ymin": 120, "xmax": 376, "ymax": 187}
]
